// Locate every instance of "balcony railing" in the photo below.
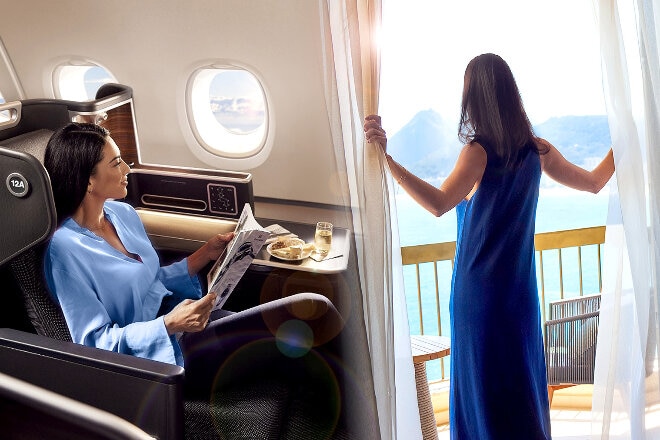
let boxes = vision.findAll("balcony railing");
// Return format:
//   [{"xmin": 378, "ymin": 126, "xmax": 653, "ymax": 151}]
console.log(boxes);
[{"xmin": 401, "ymin": 225, "xmax": 606, "ymax": 381}]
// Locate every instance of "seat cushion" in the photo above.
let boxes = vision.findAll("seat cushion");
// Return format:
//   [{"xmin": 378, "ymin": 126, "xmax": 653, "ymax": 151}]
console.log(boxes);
[
  {"xmin": 184, "ymin": 375, "xmax": 353, "ymax": 440},
  {"xmin": 184, "ymin": 379, "xmax": 290, "ymax": 440},
  {"xmin": 9, "ymin": 248, "xmax": 71, "ymax": 341}
]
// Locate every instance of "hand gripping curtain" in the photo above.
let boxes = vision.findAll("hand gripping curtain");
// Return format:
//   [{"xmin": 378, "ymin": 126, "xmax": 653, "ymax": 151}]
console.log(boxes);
[
  {"xmin": 592, "ymin": 0, "xmax": 660, "ymax": 438},
  {"xmin": 319, "ymin": 1, "xmax": 422, "ymax": 439}
]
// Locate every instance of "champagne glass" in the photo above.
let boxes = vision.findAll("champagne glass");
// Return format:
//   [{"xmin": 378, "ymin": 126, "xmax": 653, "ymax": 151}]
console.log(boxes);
[{"xmin": 313, "ymin": 222, "xmax": 333, "ymax": 257}]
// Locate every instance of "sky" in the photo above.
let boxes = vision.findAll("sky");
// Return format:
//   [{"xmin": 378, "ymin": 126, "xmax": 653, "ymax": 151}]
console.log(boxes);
[{"xmin": 379, "ymin": 0, "xmax": 607, "ymax": 134}]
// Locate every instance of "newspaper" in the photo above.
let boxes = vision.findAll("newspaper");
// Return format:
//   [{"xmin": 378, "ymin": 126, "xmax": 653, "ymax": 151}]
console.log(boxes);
[{"xmin": 206, "ymin": 203, "xmax": 269, "ymax": 310}]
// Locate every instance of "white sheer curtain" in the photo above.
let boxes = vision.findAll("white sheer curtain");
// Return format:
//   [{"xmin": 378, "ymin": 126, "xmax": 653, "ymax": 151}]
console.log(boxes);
[
  {"xmin": 319, "ymin": 1, "xmax": 422, "ymax": 439},
  {"xmin": 592, "ymin": 0, "xmax": 660, "ymax": 438}
]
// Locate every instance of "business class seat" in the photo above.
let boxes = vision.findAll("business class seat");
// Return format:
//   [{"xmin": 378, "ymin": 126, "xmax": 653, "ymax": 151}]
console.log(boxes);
[{"xmin": 0, "ymin": 94, "xmax": 358, "ymax": 439}]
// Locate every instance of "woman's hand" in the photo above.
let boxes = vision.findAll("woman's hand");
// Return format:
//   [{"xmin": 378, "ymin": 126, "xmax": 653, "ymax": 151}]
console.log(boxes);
[
  {"xmin": 163, "ymin": 293, "xmax": 217, "ymax": 334},
  {"xmin": 187, "ymin": 232, "xmax": 235, "ymax": 275},
  {"xmin": 203, "ymin": 232, "xmax": 235, "ymax": 261},
  {"xmin": 364, "ymin": 114, "xmax": 388, "ymax": 152}
]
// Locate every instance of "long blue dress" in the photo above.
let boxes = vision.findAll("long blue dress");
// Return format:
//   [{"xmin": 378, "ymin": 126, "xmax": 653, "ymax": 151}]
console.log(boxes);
[{"xmin": 449, "ymin": 142, "xmax": 551, "ymax": 439}]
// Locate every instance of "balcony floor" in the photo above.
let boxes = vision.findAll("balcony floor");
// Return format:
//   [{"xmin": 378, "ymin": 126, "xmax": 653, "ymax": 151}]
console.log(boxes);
[
  {"xmin": 432, "ymin": 383, "xmax": 594, "ymax": 439},
  {"xmin": 437, "ymin": 408, "xmax": 592, "ymax": 439}
]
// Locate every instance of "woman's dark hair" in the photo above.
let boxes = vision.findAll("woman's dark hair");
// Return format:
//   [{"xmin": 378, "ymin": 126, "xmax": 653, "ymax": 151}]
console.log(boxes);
[
  {"xmin": 44, "ymin": 122, "xmax": 110, "ymax": 224},
  {"xmin": 458, "ymin": 53, "xmax": 545, "ymax": 167}
]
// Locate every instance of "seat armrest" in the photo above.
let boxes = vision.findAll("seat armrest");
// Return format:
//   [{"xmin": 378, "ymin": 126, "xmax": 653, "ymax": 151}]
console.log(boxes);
[
  {"xmin": 0, "ymin": 371, "xmax": 154, "ymax": 440},
  {"xmin": 0, "ymin": 328, "xmax": 184, "ymax": 440}
]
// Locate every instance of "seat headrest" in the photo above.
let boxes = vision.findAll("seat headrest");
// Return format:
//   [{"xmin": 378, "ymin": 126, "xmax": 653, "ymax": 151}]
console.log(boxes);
[
  {"xmin": 0, "ymin": 145, "xmax": 56, "ymax": 266},
  {"xmin": 0, "ymin": 129, "xmax": 53, "ymax": 165}
]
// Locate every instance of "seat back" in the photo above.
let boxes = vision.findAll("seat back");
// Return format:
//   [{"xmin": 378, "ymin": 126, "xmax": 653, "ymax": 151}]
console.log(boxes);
[
  {"xmin": 0, "ymin": 138, "xmax": 54, "ymax": 266},
  {"xmin": 0, "ymin": 89, "xmax": 138, "ymax": 340},
  {"xmin": 0, "ymin": 132, "xmax": 71, "ymax": 341},
  {"xmin": 0, "ymin": 97, "xmax": 188, "ymax": 440}
]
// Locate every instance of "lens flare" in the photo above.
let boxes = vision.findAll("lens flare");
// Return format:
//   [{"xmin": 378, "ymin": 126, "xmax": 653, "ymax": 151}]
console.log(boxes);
[{"xmin": 275, "ymin": 319, "xmax": 313, "ymax": 358}]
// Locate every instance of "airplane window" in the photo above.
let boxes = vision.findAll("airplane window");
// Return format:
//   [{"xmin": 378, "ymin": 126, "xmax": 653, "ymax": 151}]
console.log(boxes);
[
  {"xmin": 53, "ymin": 63, "xmax": 117, "ymax": 101},
  {"xmin": 187, "ymin": 66, "xmax": 268, "ymax": 158},
  {"xmin": 0, "ymin": 91, "xmax": 12, "ymax": 124},
  {"xmin": 0, "ymin": 107, "xmax": 16, "ymax": 124}
]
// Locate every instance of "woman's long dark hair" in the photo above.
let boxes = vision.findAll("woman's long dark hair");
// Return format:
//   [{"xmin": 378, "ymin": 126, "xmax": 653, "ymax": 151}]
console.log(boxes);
[
  {"xmin": 44, "ymin": 122, "xmax": 110, "ymax": 225},
  {"xmin": 458, "ymin": 53, "xmax": 544, "ymax": 167}
]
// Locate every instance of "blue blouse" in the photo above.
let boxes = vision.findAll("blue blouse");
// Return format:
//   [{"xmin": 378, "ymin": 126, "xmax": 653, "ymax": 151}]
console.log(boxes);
[{"xmin": 44, "ymin": 201, "xmax": 202, "ymax": 366}]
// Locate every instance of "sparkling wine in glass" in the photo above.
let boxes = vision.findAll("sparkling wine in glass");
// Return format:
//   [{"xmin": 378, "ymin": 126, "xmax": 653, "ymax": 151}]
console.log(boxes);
[{"xmin": 314, "ymin": 222, "xmax": 333, "ymax": 256}]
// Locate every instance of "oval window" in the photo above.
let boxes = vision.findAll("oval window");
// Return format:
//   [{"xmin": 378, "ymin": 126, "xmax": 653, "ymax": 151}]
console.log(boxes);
[
  {"xmin": 0, "ymin": 92, "xmax": 6, "ymax": 122},
  {"xmin": 0, "ymin": 92, "xmax": 17, "ymax": 125},
  {"xmin": 188, "ymin": 66, "xmax": 268, "ymax": 158},
  {"xmin": 53, "ymin": 63, "xmax": 117, "ymax": 101}
]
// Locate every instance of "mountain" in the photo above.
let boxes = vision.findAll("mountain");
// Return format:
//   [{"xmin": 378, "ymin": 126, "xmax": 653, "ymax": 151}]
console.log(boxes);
[
  {"xmin": 534, "ymin": 115, "xmax": 611, "ymax": 168},
  {"xmin": 388, "ymin": 110, "xmax": 611, "ymax": 180},
  {"xmin": 387, "ymin": 109, "xmax": 461, "ymax": 180}
]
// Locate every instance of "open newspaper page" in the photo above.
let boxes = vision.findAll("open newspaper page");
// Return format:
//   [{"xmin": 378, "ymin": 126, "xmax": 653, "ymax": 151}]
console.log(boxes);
[{"xmin": 206, "ymin": 203, "xmax": 269, "ymax": 310}]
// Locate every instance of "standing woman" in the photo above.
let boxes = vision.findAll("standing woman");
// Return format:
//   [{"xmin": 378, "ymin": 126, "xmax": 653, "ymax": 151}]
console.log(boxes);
[{"xmin": 364, "ymin": 53, "xmax": 614, "ymax": 439}]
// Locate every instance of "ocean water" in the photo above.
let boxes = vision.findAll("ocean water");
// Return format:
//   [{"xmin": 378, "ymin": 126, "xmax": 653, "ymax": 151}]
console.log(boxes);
[{"xmin": 396, "ymin": 187, "xmax": 610, "ymax": 381}]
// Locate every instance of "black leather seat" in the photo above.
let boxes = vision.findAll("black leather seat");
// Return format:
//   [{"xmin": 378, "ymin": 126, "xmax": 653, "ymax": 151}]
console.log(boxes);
[{"xmin": 0, "ymin": 134, "xmax": 188, "ymax": 438}]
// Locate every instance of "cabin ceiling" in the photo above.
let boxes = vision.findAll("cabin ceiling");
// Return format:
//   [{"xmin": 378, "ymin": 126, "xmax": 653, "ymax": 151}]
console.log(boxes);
[{"xmin": 0, "ymin": 0, "xmax": 345, "ymax": 206}]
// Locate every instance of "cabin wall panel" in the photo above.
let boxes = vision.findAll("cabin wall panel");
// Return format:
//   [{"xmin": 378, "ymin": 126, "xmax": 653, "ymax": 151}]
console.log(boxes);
[{"xmin": 0, "ymin": 0, "xmax": 348, "ymax": 207}]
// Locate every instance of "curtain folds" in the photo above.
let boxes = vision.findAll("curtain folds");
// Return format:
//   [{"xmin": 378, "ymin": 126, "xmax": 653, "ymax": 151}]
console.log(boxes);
[
  {"xmin": 319, "ymin": 1, "xmax": 422, "ymax": 439},
  {"xmin": 592, "ymin": 0, "xmax": 660, "ymax": 438}
]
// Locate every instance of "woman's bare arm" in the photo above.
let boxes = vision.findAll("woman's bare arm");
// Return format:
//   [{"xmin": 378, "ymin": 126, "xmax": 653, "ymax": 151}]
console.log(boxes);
[
  {"xmin": 539, "ymin": 138, "xmax": 614, "ymax": 194},
  {"xmin": 385, "ymin": 143, "xmax": 487, "ymax": 217},
  {"xmin": 364, "ymin": 114, "xmax": 486, "ymax": 217}
]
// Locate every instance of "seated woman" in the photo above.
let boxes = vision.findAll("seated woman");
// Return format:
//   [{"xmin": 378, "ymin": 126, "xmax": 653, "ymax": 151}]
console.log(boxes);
[{"xmin": 43, "ymin": 122, "xmax": 342, "ymax": 394}]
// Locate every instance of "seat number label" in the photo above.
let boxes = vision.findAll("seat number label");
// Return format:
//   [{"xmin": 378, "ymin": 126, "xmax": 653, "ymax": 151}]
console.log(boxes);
[{"xmin": 6, "ymin": 172, "xmax": 29, "ymax": 197}]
